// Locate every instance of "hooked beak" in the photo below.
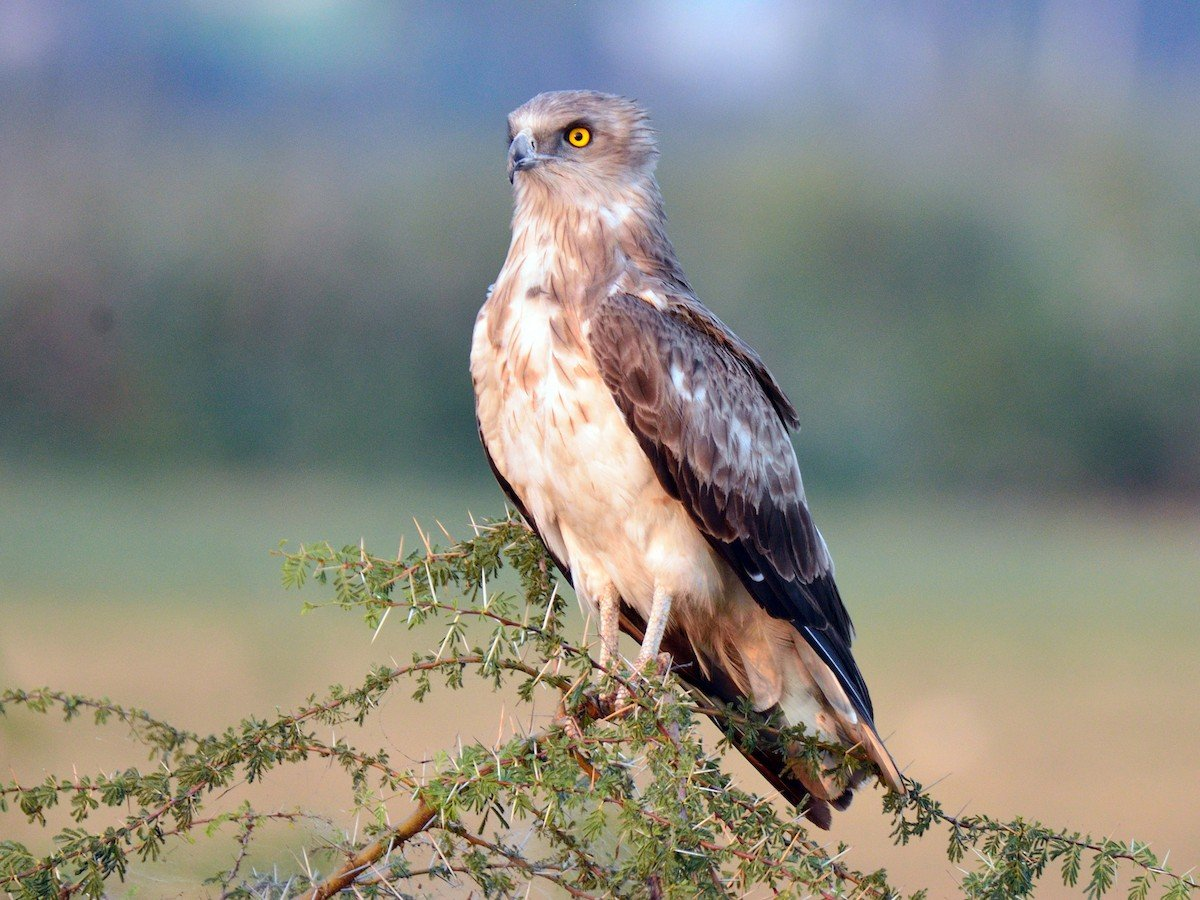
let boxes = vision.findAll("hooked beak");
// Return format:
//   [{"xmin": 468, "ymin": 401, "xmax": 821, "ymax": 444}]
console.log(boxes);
[{"xmin": 507, "ymin": 130, "xmax": 540, "ymax": 183}]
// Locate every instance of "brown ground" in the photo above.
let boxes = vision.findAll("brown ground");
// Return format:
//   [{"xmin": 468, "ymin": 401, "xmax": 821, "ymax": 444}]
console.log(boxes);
[{"xmin": 2, "ymin": 477, "xmax": 1196, "ymax": 897}]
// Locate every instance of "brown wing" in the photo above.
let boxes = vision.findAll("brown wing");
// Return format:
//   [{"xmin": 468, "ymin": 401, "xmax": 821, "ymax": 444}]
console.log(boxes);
[{"xmin": 586, "ymin": 290, "xmax": 877, "ymax": 728}]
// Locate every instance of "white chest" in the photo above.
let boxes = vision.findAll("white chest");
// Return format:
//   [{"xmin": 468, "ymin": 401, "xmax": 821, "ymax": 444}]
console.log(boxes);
[
  {"xmin": 471, "ymin": 272, "xmax": 726, "ymax": 616},
  {"xmin": 472, "ymin": 284, "xmax": 652, "ymax": 521}
]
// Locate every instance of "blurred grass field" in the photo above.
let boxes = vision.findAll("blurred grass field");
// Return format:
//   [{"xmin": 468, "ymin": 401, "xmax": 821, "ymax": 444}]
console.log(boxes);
[{"xmin": 1, "ymin": 465, "xmax": 1197, "ymax": 897}]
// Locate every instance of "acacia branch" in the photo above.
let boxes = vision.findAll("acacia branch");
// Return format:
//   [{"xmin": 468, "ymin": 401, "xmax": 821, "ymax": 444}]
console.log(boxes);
[
  {"xmin": 0, "ymin": 688, "xmax": 199, "ymax": 752},
  {"xmin": 308, "ymin": 799, "xmax": 436, "ymax": 899},
  {"xmin": 935, "ymin": 806, "xmax": 1199, "ymax": 892},
  {"xmin": 2, "ymin": 654, "xmax": 547, "ymax": 893},
  {"xmin": 447, "ymin": 825, "xmax": 605, "ymax": 899},
  {"xmin": 6, "ymin": 516, "xmax": 1195, "ymax": 899}
]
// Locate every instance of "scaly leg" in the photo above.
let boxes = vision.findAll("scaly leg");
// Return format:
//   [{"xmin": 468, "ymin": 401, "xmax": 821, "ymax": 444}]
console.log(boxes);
[
  {"xmin": 597, "ymin": 583, "xmax": 620, "ymax": 672},
  {"xmin": 634, "ymin": 585, "xmax": 672, "ymax": 673}
]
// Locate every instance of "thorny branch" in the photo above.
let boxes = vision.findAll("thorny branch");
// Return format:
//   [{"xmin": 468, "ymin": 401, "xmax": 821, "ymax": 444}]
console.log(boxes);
[{"xmin": 2, "ymin": 514, "xmax": 1195, "ymax": 899}]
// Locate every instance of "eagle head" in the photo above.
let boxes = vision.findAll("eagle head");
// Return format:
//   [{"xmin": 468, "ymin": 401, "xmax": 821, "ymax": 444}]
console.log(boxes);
[{"xmin": 505, "ymin": 91, "xmax": 659, "ymax": 189}]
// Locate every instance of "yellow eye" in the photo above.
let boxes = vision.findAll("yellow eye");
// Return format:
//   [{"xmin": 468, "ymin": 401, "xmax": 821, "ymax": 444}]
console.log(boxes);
[{"xmin": 566, "ymin": 126, "xmax": 591, "ymax": 148}]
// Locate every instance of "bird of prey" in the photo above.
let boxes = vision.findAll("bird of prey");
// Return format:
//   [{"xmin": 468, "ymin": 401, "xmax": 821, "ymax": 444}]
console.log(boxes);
[{"xmin": 471, "ymin": 90, "xmax": 903, "ymax": 826}]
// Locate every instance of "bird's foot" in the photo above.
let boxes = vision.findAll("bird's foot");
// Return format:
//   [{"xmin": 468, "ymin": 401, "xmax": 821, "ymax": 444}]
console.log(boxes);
[
  {"xmin": 598, "ymin": 688, "xmax": 635, "ymax": 718},
  {"xmin": 631, "ymin": 650, "xmax": 673, "ymax": 679},
  {"xmin": 596, "ymin": 676, "xmax": 636, "ymax": 718},
  {"xmin": 597, "ymin": 652, "xmax": 672, "ymax": 718}
]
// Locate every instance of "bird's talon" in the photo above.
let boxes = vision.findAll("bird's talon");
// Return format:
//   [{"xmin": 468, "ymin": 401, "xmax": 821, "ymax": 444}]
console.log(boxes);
[
  {"xmin": 632, "ymin": 651, "xmax": 672, "ymax": 679},
  {"xmin": 594, "ymin": 679, "xmax": 637, "ymax": 718},
  {"xmin": 577, "ymin": 688, "xmax": 606, "ymax": 722}
]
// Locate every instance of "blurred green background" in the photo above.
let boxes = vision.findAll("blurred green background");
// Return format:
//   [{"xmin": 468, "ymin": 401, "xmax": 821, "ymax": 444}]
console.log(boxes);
[{"xmin": 1, "ymin": 3, "xmax": 1198, "ymax": 896}]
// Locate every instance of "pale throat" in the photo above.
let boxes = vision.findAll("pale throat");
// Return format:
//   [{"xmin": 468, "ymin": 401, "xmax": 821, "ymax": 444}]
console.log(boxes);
[
  {"xmin": 501, "ymin": 191, "xmax": 637, "ymax": 294},
  {"xmin": 511, "ymin": 174, "xmax": 658, "ymax": 236},
  {"xmin": 508, "ymin": 182, "xmax": 664, "ymax": 289}
]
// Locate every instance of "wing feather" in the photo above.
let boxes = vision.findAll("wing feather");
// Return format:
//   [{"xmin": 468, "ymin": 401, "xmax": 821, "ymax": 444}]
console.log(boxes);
[{"xmin": 586, "ymin": 290, "xmax": 876, "ymax": 725}]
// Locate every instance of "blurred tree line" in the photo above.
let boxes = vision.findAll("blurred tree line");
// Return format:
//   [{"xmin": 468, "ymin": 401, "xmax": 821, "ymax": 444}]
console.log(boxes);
[
  {"xmin": 2, "ymin": 111, "xmax": 1200, "ymax": 501},
  {"xmin": 1, "ymin": 1, "xmax": 1198, "ymax": 496},
  {"xmin": 2, "ymin": 110, "xmax": 1198, "ymax": 494}
]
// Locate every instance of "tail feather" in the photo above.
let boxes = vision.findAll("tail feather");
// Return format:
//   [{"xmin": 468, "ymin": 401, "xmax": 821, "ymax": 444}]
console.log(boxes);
[
  {"xmin": 617, "ymin": 605, "xmax": 902, "ymax": 830},
  {"xmin": 857, "ymin": 717, "xmax": 905, "ymax": 795}
]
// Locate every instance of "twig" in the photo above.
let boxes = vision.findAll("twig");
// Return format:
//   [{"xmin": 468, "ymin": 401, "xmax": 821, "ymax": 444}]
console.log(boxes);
[{"xmin": 308, "ymin": 800, "xmax": 437, "ymax": 899}]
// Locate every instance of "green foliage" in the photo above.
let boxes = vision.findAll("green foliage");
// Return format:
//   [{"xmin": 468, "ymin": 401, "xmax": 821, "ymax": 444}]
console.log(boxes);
[
  {"xmin": 3, "ymin": 114, "xmax": 1200, "ymax": 493},
  {"xmin": 2, "ymin": 514, "xmax": 1196, "ymax": 898}
]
